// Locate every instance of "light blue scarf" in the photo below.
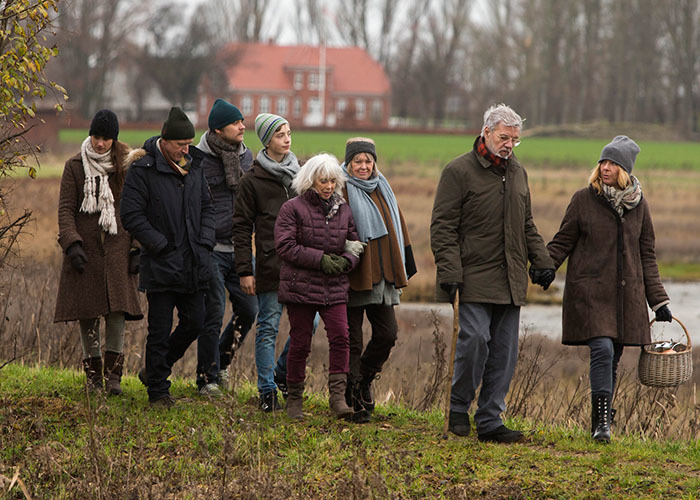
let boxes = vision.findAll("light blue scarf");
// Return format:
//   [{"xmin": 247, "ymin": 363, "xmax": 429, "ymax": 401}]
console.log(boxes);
[{"xmin": 342, "ymin": 162, "xmax": 405, "ymax": 268}]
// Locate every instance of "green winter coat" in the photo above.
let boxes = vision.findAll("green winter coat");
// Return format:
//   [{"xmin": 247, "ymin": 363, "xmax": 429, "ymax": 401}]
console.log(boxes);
[{"xmin": 430, "ymin": 141, "xmax": 553, "ymax": 305}]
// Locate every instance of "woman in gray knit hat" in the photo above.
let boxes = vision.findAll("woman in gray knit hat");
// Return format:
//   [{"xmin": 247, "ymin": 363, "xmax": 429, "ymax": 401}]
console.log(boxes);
[{"xmin": 546, "ymin": 135, "xmax": 671, "ymax": 443}]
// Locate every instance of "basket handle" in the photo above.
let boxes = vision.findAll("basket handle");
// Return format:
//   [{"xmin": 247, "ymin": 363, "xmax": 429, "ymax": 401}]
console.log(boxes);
[{"xmin": 648, "ymin": 316, "xmax": 692, "ymax": 349}]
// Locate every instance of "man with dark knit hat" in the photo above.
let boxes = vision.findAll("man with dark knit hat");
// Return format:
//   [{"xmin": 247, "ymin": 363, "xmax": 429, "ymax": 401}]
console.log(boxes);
[
  {"xmin": 192, "ymin": 98, "xmax": 258, "ymax": 396},
  {"xmin": 120, "ymin": 106, "xmax": 215, "ymax": 407}
]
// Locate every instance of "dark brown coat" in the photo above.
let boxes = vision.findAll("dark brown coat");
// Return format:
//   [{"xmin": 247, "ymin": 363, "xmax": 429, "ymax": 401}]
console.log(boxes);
[
  {"xmin": 54, "ymin": 142, "xmax": 142, "ymax": 322},
  {"xmin": 430, "ymin": 145, "xmax": 553, "ymax": 305},
  {"xmin": 546, "ymin": 186, "xmax": 669, "ymax": 345}
]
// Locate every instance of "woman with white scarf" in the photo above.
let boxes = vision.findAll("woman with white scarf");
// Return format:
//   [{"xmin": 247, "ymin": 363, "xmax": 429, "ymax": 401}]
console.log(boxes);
[
  {"xmin": 54, "ymin": 109, "xmax": 142, "ymax": 395},
  {"xmin": 546, "ymin": 135, "xmax": 671, "ymax": 443},
  {"xmin": 341, "ymin": 138, "xmax": 417, "ymax": 422}
]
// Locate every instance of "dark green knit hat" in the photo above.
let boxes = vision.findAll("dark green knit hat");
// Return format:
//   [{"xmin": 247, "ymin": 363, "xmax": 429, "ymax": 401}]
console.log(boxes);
[
  {"xmin": 208, "ymin": 98, "xmax": 244, "ymax": 130},
  {"xmin": 161, "ymin": 106, "xmax": 195, "ymax": 140}
]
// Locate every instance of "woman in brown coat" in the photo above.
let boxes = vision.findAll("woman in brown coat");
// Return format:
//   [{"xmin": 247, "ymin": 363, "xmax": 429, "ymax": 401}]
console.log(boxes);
[
  {"xmin": 341, "ymin": 138, "xmax": 416, "ymax": 422},
  {"xmin": 546, "ymin": 135, "xmax": 671, "ymax": 443},
  {"xmin": 54, "ymin": 109, "xmax": 142, "ymax": 395}
]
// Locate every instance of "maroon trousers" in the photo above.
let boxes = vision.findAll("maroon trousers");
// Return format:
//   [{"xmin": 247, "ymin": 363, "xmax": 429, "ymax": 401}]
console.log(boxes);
[{"xmin": 286, "ymin": 303, "xmax": 350, "ymax": 384}]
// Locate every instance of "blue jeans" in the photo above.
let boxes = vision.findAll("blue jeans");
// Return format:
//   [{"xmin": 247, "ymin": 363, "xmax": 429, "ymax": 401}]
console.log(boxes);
[
  {"xmin": 587, "ymin": 337, "xmax": 624, "ymax": 396},
  {"xmin": 255, "ymin": 291, "xmax": 284, "ymax": 394},
  {"xmin": 146, "ymin": 290, "xmax": 205, "ymax": 401},
  {"xmin": 197, "ymin": 251, "xmax": 258, "ymax": 386}
]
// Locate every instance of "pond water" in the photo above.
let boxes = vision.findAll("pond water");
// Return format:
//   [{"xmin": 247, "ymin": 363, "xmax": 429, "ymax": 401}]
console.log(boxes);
[{"xmin": 399, "ymin": 281, "xmax": 700, "ymax": 345}]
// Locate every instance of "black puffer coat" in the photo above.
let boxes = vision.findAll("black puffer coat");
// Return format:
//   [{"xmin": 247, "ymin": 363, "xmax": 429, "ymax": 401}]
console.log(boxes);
[{"xmin": 120, "ymin": 136, "xmax": 215, "ymax": 293}]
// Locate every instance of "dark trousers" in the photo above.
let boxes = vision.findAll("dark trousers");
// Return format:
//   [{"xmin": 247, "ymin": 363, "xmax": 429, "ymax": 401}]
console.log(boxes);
[
  {"xmin": 587, "ymin": 337, "xmax": 624, "ymax": 396},
  {"xmin": 347, "ymin": 304, "xmax": 398, "ymax": 380},
  {"xmin": 197, "ymin": 251, "xmax": 258, "ymax": 386},
  {"xmin": 286, "ymin": 303, "xmax": 349, "ymax": 384},
  {"xmin": 146, "ymin": 290, "xmax": 205, "ymax": 401}
]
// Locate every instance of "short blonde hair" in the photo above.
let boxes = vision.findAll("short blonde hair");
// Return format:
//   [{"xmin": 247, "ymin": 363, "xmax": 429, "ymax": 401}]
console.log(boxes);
[
  {"xmin": 589, "ymin": 162, "xmax": 631, "ymax": 194},
  {"xmin": 292, "ymin": 153, "xmax": 345, "ymax": 195}
]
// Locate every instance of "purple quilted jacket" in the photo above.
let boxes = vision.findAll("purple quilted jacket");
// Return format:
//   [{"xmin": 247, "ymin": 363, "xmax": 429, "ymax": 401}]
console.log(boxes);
[{"xmin": 275, "ymin": 190, "xmax": 360, "ymax": 306}]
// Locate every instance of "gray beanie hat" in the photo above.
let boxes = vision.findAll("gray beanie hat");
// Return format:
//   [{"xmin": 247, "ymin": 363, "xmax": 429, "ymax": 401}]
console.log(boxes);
[{"xmin": 598, "ymin": 135, "xmax": 640, "ymax": 174}]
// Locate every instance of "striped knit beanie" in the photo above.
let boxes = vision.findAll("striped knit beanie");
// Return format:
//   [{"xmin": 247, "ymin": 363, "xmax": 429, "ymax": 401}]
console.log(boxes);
[{"xmin": 255, "ymin": 113, "xmax": 289, "ymax": 146}]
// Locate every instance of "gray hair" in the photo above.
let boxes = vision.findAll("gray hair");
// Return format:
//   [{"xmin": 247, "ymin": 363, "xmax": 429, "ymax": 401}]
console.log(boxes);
[
  {"xmin": 481, "ymin": 103, "xmax": 524, "ymax": 135},
  {"xmin": 292, "ymin": 153, "xmax": 346, "ymax": 195}
]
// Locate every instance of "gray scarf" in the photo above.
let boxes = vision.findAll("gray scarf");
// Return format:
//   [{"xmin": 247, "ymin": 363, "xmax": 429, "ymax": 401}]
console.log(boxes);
[
  {"xmin": 256, "ymin": 149, "xmax": 300, "ymax": 189},
  {"xmin": 202, "ymin": 130, "xmax": 244, "ymax": 189},
  {"xmin": 603, "ymin": 175, "xmax": 643, "ymax": 216},
  {"xmin": 342, "ymin": 162, "xmax": 405, "ymax": 268}
]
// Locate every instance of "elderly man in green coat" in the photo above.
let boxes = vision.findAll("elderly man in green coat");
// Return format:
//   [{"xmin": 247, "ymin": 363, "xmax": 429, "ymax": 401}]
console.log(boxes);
[{"xmin": 430, "ymin": 103, "xmax": 554, "ymax": 443}]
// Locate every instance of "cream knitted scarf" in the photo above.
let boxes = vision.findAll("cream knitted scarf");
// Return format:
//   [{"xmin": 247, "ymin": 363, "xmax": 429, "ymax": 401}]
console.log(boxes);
[{"xmin": 80, "ymin": 137, "xmax": 117, "ymax": 235}]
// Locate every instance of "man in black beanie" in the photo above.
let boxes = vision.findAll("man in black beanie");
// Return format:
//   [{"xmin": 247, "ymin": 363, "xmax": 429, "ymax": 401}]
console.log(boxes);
[{"xmin": 120, "ymin": 106, "xmax": 215, "ymax": 407}]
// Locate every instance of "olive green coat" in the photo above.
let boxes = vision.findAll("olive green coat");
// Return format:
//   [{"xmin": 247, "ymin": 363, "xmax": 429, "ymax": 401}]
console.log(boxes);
[
  {"xmin": 54, "ymin": 142, "xmax": 143, "ymax": 322},
  {"xmin": 546, "ymin": 186, "xmax": 669, "ymax": 345},
  {"xmin": 430, "ymin": 144, "xmax": 553, "ymax": 305}
]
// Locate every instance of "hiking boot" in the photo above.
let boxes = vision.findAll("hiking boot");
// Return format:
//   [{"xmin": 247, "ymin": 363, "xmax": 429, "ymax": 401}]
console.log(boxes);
[
  {"xmin": 477, "ymin": 425, "xmax": 523, "ymax": 443},
  {"xmin": 149, "ymin": 394, "xmax": 176, "ymax": 408},
  {"xmin": 591, "ymin": 393, "xmax": 611, "ymax": 443},
  {"xmin": 218, "ymin": 367, "xmax": 229, "ymax": 390},
  {"xmin": 199, "ymin": 383, "xmax": 223, "ymax": 398},
  {"xmin": 82, "ymin": 357, "xmax": 103, "ymax": 393},
  {"xmin": 104, "ymin": 351, "xmax": 124, "ymax": 396},
  {"xmin": 448, "ymin": 410, "xmax": 470, "ymax": 437},
  {"xmin": 328, "ymin": 373, "xmax": 353, "ymax": 420},
  {"xmin": 259, "ymin": 391, "xmax": 283, "ymax": 412},
  {"xmin": 274, "ymin": 371, "xmax": 289, "ymax": 400}
]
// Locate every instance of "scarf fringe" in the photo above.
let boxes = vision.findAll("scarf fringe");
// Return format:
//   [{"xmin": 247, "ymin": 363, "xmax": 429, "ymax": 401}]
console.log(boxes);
[{"xmin": 80, "ymin": 137, "xmax": 118, "ymax": 234}]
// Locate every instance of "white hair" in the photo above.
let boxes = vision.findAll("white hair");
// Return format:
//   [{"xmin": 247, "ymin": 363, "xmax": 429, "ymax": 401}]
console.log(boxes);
[
  {"xmin": 481, "ymin": 103, "xmax": 524, "ymax": 135},
  {"xmin": 292, "ymin": 153, "xmax": 346, "ymax": 195}
]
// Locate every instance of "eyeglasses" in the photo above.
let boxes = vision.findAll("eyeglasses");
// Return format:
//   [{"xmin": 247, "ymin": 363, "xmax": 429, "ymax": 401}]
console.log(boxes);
[{"xmin": 497, "ymin": 134, "xmax": 521, "ymax": 147}]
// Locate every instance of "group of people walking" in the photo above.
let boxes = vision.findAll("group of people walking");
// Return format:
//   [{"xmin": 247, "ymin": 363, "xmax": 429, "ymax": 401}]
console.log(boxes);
[{"xmin": 54, "ymin": 101, "xmax": 672, "ymax": 442}]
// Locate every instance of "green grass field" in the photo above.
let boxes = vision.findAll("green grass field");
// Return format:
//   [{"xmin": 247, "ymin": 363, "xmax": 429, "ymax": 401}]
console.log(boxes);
[
  {"xmin": 58, "ymin": 128, "xmax": 700, "ymax": 173},
  {"xmin": 2, "ymin": 362, "xmax": 699, "ymax": 499}
]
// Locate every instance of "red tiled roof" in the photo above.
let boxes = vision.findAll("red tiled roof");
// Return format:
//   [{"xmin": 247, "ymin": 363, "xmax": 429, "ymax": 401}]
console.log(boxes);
[{"xmin": 220, "ymin": 43, "xmax": 390, "ymax": 95}]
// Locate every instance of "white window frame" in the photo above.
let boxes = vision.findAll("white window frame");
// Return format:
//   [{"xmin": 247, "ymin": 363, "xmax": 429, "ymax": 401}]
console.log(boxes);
[
  {"xmin": 277, "ymin": 96, "xmax": 288, "ymax": 115},
  {"xmin": 241, "ymin": 95, "xmax": 253, "ymax": 115}
]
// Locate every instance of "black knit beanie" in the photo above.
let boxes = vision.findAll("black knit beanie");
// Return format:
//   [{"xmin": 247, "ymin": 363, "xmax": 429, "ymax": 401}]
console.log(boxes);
[
  {"xmin": 161, "ymin": 106, "xmax": 195, "ymax": 140},
  {"xmin": 344, "ymin": 140, "xmax": 377, "ymax": 167},
  {"xmin": 89, "ymin": 109, "xmax": 119, "ymax": 140},
  {"xmin": 599, "ymin": 135, "xmax": 640, "ymax": 174}
]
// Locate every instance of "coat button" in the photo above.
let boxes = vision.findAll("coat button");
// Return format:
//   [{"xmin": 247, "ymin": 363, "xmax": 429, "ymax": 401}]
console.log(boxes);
[
  {"xmin": 621, "ymin": 280, "xmax": 626, "ymax": 286},
  {"xmin": 500, "ymin": 264, "xmax": 506, "ymax": 269},
  {"xmin": 620, "ymin": 217, "xmax": 625, "ymax": 223}
]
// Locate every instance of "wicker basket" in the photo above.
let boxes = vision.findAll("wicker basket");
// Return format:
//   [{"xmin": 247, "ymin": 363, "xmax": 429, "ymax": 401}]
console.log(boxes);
[{"xmin": 638, "ymin": 316, "xmax": 693, "ymax": 387}]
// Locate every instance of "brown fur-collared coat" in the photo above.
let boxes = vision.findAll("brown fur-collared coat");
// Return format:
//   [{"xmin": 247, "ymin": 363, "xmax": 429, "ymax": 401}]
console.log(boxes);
[
  {"xmin": 54, "ymin": 141, "xmax": 143, "ymax": 322},
  {"xmin": 546, "ymin": 186, "xmax": 669, "ymax": 345}
]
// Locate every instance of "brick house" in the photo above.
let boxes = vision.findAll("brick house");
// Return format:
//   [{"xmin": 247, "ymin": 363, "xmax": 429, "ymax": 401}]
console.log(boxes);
[{"xmin": 197, "ymin": 43, "xmax": 391, "ymax": 129}]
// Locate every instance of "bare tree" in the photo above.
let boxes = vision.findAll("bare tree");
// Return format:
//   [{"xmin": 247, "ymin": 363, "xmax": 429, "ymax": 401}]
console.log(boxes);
[{"xmin": 196, "ymin": 0, "xmax": 280, "ymax": 45}]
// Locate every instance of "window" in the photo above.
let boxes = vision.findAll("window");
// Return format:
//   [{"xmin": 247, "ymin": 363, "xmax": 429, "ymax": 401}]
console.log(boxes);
[
  {"xmin": 259, "ymin": 96, "xmax": 270, "ymax": 113},
  {"xmin": 241, "ymin": 95, "xmax": 252, "ymax": 115},
  {"xmin": 307, "ymin": 97, "xmax": 320, "ymax": 114},
  {"xmin": 293, "ymin": 97, "xmax": 302, "ymax": 117},
  {"xmin": 355, "ymin": 98, "xmax": 366, "ymax": 119},
  {"xmin": 309, "ymin": 73, "xmax": 320, "ymax": 91},
  {"xmin": 294, "ymin": 72, "xmax": 304, "ymax": 90},
  {"xmin": 277, "ymin": 96, "xmax": 288, "ymax": 115},
  {"xmin": 371, "ymin": 99, "xmax": 383, "ymax": 121},
  {"xmin": 336, "ymin": 98, "xmax": 347, "ymax": 116}
]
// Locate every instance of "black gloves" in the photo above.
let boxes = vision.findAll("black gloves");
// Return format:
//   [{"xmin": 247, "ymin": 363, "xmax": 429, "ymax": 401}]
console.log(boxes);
[
  {"xmin": 66, "ymin": 242, "xmax": 87, "ymax": 274},
  {"xmin": 320, "ymin": 254, "xmax": 350, "ymax": 274},
  {"xmin": 529, "ymin": 267, "xmax": 555, "ymax": 290},
  {"xmin": 129, "ymin": 248, "xmax": 140, "ymax": 274},
  {"xmin": 440, "ymin": 282, "xmax": 462, "ymax": 303},
  {"xmin": 655, "ymin": 304, "xmax": 672, "ymax": 322}
]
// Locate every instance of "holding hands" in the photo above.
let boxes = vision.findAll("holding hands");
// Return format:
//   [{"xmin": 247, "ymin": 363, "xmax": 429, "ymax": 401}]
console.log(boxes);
[{"xmin": 529, "ymin": 267, "xmax": 555, "ymax": 290}]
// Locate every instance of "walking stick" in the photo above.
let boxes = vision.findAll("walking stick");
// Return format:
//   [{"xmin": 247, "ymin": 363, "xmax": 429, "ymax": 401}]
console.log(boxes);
[{"xmin": 442, "ymin": 289, "xmax": 460, "ymax": 438}]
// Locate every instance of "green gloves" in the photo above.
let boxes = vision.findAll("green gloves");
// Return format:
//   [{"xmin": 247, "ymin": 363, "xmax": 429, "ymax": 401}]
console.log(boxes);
[{"xmin": 320, "ymin": 254, "xmax": 350, "ymax": 274}]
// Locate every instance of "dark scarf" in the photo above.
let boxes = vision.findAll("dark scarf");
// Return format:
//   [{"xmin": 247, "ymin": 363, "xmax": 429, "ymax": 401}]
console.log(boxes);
[
  {"xmin": 305, "ymin": 189, "xmax": 344, "ymax": 219},
  {"xmin": 476, "ymin": 136, "xmax": 505, "ymax": 167},
  {"xmin": 206, "ymin": 131, "xmax": 242, "ymax": 190}
]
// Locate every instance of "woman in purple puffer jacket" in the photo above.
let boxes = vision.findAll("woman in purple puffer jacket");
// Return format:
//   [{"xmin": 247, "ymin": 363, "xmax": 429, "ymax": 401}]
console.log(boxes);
[{"xmin": 274, "ymin": 153, "xmax": 364, "ymax": 421}]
